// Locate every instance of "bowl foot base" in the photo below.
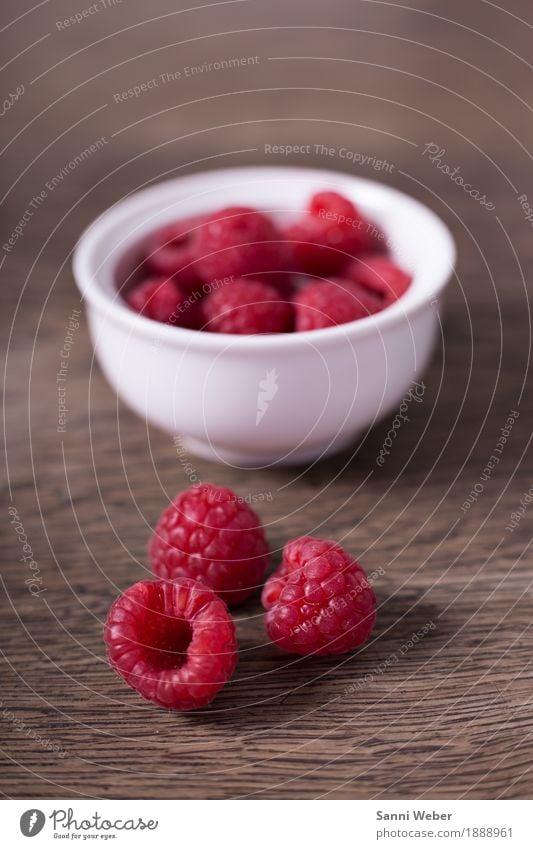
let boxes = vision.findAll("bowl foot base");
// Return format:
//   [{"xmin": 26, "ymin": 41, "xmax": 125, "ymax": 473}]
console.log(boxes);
[{"xmin": 180, "ymin": 431, "xmax": 357, "ymax": 468}]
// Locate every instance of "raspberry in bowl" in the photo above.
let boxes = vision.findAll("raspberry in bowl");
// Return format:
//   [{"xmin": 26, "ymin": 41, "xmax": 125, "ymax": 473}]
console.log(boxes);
[
  {"xmin": 73, "ymin": 166, "xmax": 455, "ymax": 465},
  {"xmin": 119, "ymin": 191, "xmax": 406, "ymax": 332}
]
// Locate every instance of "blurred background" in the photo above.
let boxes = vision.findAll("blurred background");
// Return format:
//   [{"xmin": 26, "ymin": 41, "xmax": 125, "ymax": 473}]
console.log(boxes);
[
  {"xmin": 3, "ymin": 0, "xmax": 533, "ymax": 371},
  {"xmin": 3, "ymin": 0, "xmax": 533, "ymax": 800}
]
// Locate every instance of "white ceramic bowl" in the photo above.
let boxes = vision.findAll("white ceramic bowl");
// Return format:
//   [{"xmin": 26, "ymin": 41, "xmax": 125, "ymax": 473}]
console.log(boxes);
[{"xmin": 73, "ymin": 166, "xmax": 455, "ymax": 466}]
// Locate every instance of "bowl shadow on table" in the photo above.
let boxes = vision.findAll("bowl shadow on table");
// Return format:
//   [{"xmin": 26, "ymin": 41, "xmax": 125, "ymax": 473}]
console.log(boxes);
[
  {"xmin": 270, "ymin": 338, "xmax": 522, "ymax": 488},
  {"xmin": 250, "ymin": 366, "xmax": 438, "ymax": 491},
  {"xmin": 197, "ymin": 592, "xmax": 442, "ymax": 726}
]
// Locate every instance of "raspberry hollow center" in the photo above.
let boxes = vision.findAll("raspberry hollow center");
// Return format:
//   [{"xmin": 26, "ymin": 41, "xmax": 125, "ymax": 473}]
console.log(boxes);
[{"xmin": 144, "ymin": 612, "xmax": 193, "ymax": 671}]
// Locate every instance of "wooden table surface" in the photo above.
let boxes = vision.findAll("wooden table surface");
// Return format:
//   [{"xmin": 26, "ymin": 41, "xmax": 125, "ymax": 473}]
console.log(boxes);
[{"xmin": 2, "ymin": 0, "xmax": 533, "ymax": 800}]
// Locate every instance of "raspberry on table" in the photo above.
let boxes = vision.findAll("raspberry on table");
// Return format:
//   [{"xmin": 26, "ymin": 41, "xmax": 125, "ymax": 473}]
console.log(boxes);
[
  {"xmin": 200, "ymin": 278, "xmax": 293, "ymax": 334},
  {"xmin": 345, "ymin": 256, "xmax": 412, "ymax": 304},
  {"xmin": 125, "ymin": 276, "xmax": 199, "ymax": 328},
  {"xmin": 149, "ymin": 483, "xmax": 270, "ymax": 606},
  {"xmin": 262, "ymin": 536, "xmax": 376, "ymax": 656},
  {"xmin": 145, "ymin": 216, "xmax": 203, "ymax": 291},
  {"xmin": 293, "ymin": 277, "xmax": 384, "ymax": 331},
  {"xmin": 104, "ymin": 577, "xmax": 238, "ymax": 711},
  {"xmin": 193, "ymin": 206, "xmax": 285, "ymax": 281},
  {"xmin": 284, "ymin": 190, "xmax": 371, "ymax": 275}
]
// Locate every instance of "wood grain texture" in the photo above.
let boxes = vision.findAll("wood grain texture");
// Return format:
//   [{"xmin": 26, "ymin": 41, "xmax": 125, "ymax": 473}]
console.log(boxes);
[{"xmin": 2, "ymin": 0, "xmax": 533, "ymax": 799}]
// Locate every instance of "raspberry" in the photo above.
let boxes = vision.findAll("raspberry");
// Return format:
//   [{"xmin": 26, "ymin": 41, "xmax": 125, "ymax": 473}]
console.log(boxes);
[
  {"xmin": 262, "ymin": 536, "xmax": 376, "ymax": 656},
  {"xmin": 200, "ymin": 278, "xmax": 293, "ymax": 334},
  {"xmin": 345, "ymin": 256, "xmax": 412, "ymax": 305},
  {"xmin": 285, "ymin": 190, "xmax": 369, "ymax": 275},
  {"xmin": 145, "ymin": 216, "xmax": 203, "ymax": 291},
  {"xmin": 363, "ymin": 225, "xmax": 389, "ymax": 254},
  {"xmin": 149, "ymin": 483, "xmax": 270, "ymax": 605},
  {"xmin": 193, "ymin": 206, "xmax": 284, "ymax": 281},
  {"xmin": 254, "ymin": 271, "xmax": 296, "ymax": 298},
  {"xmin": 309, "ymin": 190, "xmax": 359, "ymax": 220},
  {"xmin": 104, "ymin": 577, "xmax": 238, "ymax": 711},
  {"xmin": 284, "ymin": 217, "xmax": 345, "ymax": 276},
  {"xmin": 293, "ymin": 277, "xmax": 384, "ymax": 331},
  {"xmin": 125, "ymin": 276, "xmax": 199, "ymax": 328},
  {"xmin": 312, "ymin": 191, "xmax": 383, "ymax": 253}
]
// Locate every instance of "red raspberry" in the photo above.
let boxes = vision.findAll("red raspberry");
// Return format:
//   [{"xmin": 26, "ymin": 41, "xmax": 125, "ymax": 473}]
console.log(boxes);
[
  {"xmin": 285, "ymin": 191, "xmax": 369, "ymax": 275},
  {"xmin": 363, "ymin": 223, "xmax": 389, "ymax": 254},
  {"xmin": 262, "ymin": 536, "xmax": 376, "ymax": 656},
  {"xmin": 193, "ymin": 206, "xmax": 284, "ymax": 281},
  {"xmin": 200, "ymin": 278, "xmax": 293, "ymax": 334},
  {"xmin": 309, "ymin": 190, "xmax": 358, "ymax": 220},
  {"xmin": 145, "ymin": 216, "xmax": 203, "ymax": 291},
  {"xmin": 284, "ymin": 216, "xmax": 345, "ymax": 276},
  {"xmin": 104, "ymin": 577, "xmax": 238, "ymax": 711},
  {"xmin": 309, "ymin": 192, "xmax": 387, "ymax": 254},
  {"xmin": 293, "ymin": 277, "xmax": 384, "ymax": 331},
  {"xmin": 345, "ymin": 256, "xmax": 412, "ymax": 305},
  {"xmin": 149, "ymin": 483, "xmax": 270, "ymax": 605},
  {"xmin": 254, "ymin": 271, "xmax": 297, "ymax": 298},
  {"xmin": 312, "ymin": 192, "xmax": 384, "ymax": 254},
  {"xmin": 125, "ymin": 276, "xmax": 199, "ymax": 328}
]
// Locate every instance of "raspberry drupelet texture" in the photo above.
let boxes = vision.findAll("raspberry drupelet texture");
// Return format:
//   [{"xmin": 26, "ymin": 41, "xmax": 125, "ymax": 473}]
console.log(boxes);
[
  {"xmin": 262, "ymin": 536, "xmax": 376, "ymax": 656},
  {"xmin": 145, "ymin": 216, "xmax": 203, "ymax": 291},
  {"xmin": 293, "ymin": 277, "xmax": 383, "ymax": 331},
  {"xmin": 345, "ymin": 256, "xmax": 412, "ymax": 305},
  {"xmin": 193, "ymin": 206, "xmax": 284, "ymax": 281},
  {"xmin": 125, "ymin": 275, "xmax": 200, "ymax": 328},
  {"xmin": 104, "ymin": 577, "xmax": 238, "ymax": 711},
  {"xmin": 200, "ymin": 278, "xmax": 294, "ymax": 334},
  {"xmin": 149, "ymin": 483, "xmax": 270, "ymax": 605}
]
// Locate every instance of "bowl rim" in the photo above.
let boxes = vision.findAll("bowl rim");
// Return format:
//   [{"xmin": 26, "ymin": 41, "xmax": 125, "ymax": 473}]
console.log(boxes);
[{"xmin": 72, "ymin": 164, "xmax": 456, "ymax": 352}]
